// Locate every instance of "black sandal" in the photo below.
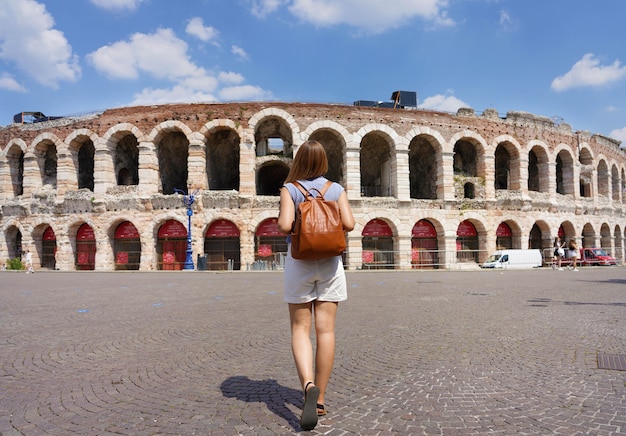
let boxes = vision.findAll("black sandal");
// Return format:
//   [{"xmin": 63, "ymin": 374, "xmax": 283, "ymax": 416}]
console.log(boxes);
[
  {"xmin": 300, "ymin": 381, "xmax": 320, "ymax": 430},
  {"xmin": 317, "ymin": 403, "xmax": 327, "ymax": 416}
]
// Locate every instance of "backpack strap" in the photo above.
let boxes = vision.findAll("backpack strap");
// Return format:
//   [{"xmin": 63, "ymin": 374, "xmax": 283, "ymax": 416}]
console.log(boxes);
[{"xmin": 292, "ymin": 180, "xmax": 333, "ymax": 200}]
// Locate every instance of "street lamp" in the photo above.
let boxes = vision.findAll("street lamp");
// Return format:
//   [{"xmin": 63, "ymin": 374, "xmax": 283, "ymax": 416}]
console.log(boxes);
[{"xmin": 175, "ymin": 188, "xmax": 199, "ymax": 270}]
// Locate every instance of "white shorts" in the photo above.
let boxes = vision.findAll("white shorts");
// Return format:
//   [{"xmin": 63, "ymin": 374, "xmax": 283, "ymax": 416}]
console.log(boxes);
[{"xmin": 283, "ymin": 245, "xmax": 348, "ymax": 304}]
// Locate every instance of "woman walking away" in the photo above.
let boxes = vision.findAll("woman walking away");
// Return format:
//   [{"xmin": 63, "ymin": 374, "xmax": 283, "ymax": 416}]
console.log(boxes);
[
  {"xmin": 553, "ymin": 237, "xmax": 565, "ymax": 270},
  {"xmin": 568, "ymin": 238, "xmax": 579, "ymax": 271},
  {"xmin": 277, "ymin": 140, "xmax": 355, "ymax": 431}
]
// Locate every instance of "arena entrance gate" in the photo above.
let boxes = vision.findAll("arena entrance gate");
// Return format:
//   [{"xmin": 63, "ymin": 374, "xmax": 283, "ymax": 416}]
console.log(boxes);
[
  {"xmin": 411, "ymin": 219, "xmax": 438, "ymax": 269},
  {"xmin": 157, "ymin": 220, "xmax": 187, "ymax": 270},
  {"xmin": 114, "ymin": 221, "xmax": 141, "ymax": 270},
  {"xmin": 76, "ymin": 223, "xmax": 96, "ymax": 270},
  {"xmin": 204, "ymin": 219, "xmax": 240, "ymax": 271},
  {"xmin": 362, "ymin": 219, "xmax": 394, "ymax": 269},
  {"xmin": 42, "ymin": 226, "xmax": 56, "ymax": 269}
]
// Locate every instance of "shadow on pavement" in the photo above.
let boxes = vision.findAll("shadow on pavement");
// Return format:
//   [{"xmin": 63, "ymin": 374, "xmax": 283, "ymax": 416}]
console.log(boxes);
[{"xmin": 220, "ymin": 375, "xmax": 303, "ymax": 431}]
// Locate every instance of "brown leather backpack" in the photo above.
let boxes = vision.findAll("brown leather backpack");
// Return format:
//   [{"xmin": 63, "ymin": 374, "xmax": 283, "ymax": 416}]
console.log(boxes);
[{"xmin": 290, "ymin": 181, "xmax": 346, "ymax": 260}]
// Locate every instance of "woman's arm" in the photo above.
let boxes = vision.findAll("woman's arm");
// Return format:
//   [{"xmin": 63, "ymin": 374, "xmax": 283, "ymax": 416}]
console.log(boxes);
[
  {"xmin": 277, "ymin": 187, "xmax": 295, "ymax": 234},
  {"xmin": 338, "ymin": 190, "xmax": 355, "ymax": 231}
]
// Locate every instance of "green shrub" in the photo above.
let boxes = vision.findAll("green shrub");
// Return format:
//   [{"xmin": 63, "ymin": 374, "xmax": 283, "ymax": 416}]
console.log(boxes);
[{"xmin": 6, "ymin": 258, "xmax": 24, "ymax": 270}]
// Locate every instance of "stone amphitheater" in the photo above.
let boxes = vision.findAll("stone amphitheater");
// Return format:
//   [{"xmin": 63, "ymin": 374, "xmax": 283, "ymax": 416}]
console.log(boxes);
[{"xmin": 1, "ymin": 99, "xmax": 625, "ymax": 271}]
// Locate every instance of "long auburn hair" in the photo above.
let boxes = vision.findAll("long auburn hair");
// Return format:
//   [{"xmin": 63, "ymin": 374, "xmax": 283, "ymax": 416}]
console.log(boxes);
[{"xmin": 284, "ymin": 140, "xmax": 328, "ymax": 183}]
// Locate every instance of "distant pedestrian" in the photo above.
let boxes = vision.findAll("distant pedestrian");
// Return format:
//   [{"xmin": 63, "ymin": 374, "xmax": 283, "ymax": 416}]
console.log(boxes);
[
  {"xmin": 24, "ymin": 250, "xmax": 34, "ymax": 274},
  {"xmin": 568, "ymin": 238, "xmax": 579, "ymax": 271},
  {"xmin": 553, "ymin": 237, "xmax": 565, "ymax": 270}
]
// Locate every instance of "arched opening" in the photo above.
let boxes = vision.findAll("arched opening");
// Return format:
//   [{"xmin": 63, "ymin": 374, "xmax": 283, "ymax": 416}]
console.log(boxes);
[
  {"xmin": 254, "ymin": 218, "xmax": 287, "ymax": 269},
  {"xmin": 411, "ymin": 219, "xmax": 438, "ymax": 269},
  {"xmin": 494, "ymin": 144, "xmax": 511, "ymax": 190},
  {"xmin": 496, "ymin": 222, "xmax": 513, "ymax": 249},
  {"xmin": 456, "ymin": 220, "xmax": 478, "ymax": 263},
  {"xmin": 158, "ymin": 132, "xmax": 189, "ymax": 194},
  {"xmin": 157, "ymin": 220, "xmax": 187, "ymax": 270},
  {"xmin": 453, "ymin": 140, "xmax": 477, "ymax": 177},
  {"xmin": 360, "ymin": 132, "xmax": 394, "ymax": 197},
  {"xmin": 42, "ymin": 226, "xmax": 57, "ymax": 269},
  {"xmin": 556, "ymin": 150, "xmax": 574, "ymax": 196},
  {"xmin": 527, "ymin": 146, "xmax": 549, "ymax": 193},
  {"xmin": 36, "ymin": 141, "xmax": 57, "ymax": 187},
  {"xmin": 206, "ymin": 129, "xmax": 240, "ymax": 190},
  {"xmin": 254, "ymin": 116, "xmax": 293, "ymax": 158},
  {"xmin": 611, "ymin": 164, "xmax": 620, "ymax": 201},
  {"xmin": 309, "ymin": 130, "xmax": 345, "ymax": 185},
  {"xmin": 362, "ymin": 219, "xmax": 394, "ymax": 269},
  {"xmin": 204, "ymin": 219, "xmax": 241, "ymax": 270},
  {"xmin": 581, "ymin": 223, "xmax": 595, "ymax": 248},
  {"xmin": 5, "ymin": 226, "xmax": 23, "ymax": 260},
  {"xmin": 115, "ymin": 134, "xmax": 139, "ymax": 186},
  {"xmin": 76, "ymin": 223, "xmax": 96, "ymax": 270},
  {"xmin": 578, "ymin": 148, "xmax": 593, "ymax": 197},
  {"xmin": 600, "ymin": 223, "xmax": 611, "ymax": 253},
  {"xmin": 409, "ymin": 136, "xmax": 437, "ymax": 199},
  {"xmin": 77, "ymin": 140, "xmax": 95, "ymax": 191},
  {"xmin": 114, "ymin": 221, "xmax": 141, "ymax": 270},
  {"xmin": 597, "ymin": 160, "xmax": 609, "ymax": 198},
  {"xmin": 256, "ymin": 161, "xmax": 289, "ymax": 196},
  {"xmin": 614, "ymin": 225, "xmax": 623, "ymax": 263},
  {"xmin": 7, "ymin": 145, "xmax": 24, "ymax": 196}
]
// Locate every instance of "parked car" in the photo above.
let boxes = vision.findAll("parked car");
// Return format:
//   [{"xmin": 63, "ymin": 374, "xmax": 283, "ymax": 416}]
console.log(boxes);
[{"xmin": 559, "ymin": 247, "xmax": 617, "ymax": 267}]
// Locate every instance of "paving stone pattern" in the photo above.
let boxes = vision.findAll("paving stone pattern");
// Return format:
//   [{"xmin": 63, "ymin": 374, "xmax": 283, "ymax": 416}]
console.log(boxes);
[{"xmin": 1, "ymin": 268, "xmax": 625, "ymax": 435}]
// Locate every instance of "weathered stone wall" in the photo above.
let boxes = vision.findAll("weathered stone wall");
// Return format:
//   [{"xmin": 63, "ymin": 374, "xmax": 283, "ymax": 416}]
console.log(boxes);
[{"xmin": 1, "ymin": 102, "xmax": 625, "ymax": 271}]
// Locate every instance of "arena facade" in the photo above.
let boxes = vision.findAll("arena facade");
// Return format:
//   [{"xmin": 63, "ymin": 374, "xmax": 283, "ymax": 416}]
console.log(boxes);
[{"xmin": 1, "ymin": 101, "xmax": 625, "ymax": 271}]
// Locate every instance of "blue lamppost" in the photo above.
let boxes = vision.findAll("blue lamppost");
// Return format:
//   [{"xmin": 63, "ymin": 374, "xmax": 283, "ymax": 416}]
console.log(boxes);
[{"xmin": 175, "ymin": 188, "xmax": 199, "ymax": 270}]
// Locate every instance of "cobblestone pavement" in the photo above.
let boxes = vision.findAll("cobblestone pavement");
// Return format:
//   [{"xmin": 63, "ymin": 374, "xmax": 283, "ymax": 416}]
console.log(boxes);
[{"xmin": 1, "ymin": 268, "xmax": 625, "ymax": 435}]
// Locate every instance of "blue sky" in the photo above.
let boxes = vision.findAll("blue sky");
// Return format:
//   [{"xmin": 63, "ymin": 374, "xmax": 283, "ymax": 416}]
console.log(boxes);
[{"xmin": 1, "ymin": 0, "xmax": 626, "ymax": 146}]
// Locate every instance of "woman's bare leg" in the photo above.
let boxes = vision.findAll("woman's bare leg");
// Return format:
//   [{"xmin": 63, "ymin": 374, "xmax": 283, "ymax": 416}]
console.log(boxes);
[
  {"xmin": 288, "ymin": 302, "xmax": 314, "ymax": 389},
  {"xmin": 313, "ymin": 300, "xmax": 338, "ymax": 407}
]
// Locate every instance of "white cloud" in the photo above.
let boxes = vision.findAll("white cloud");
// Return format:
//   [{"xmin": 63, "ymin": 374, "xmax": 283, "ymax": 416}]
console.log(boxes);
[
  {"xmin": 0, "ymin": 72, "xmax": 27, "ymax": 92},
  {"xmin": 231, "ymin": 45, "xmax": 249, "ymax": 61},
  {"xmin": 249, "ymin": 0, "xmax": 286, "ymax": 18},
  {"xmin": 219, "ymin": 85, "xmax": 272, "ymax": 101},
  {"xmin": 420, "ymin": 92, "xmax": 468, "ymax": 113},
  {"xmin": 287, "ymin": 0, "xmax": 454, "ymax": 33},
  {"xmin": 551, "ymin": 53, "xmax": 626, "ymax": 92},
  {"xmin": 87, "ymin": 27, "xmax": 268, "ymax": 107},
  {"xmin": 0, "ymin": 0, "xmax": 80, "ymax": 88},
  {"xmin": 87, "ymin": 28, "xmax": 206, "ymax": 81},
  {"xmin": 186, "ymin": 17, "xmax": 220, "ymax": 43},
  {"xmin": 130, "ymin": 85, "xmax": 217, "ymax": 106},
  {"xmin": 89, "ymin": 0, "xmax": 144, "ymax": 11},
  {"xmin": 218, "ymin": 71, "xmax": 245, "ymax": 85},
  {"xmin": 609, "ymin": 127, "xmax": 626, "ymax": 144}
]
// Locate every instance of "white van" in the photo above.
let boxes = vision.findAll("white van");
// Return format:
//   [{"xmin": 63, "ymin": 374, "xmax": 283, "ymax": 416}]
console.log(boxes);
[{"xmin": 481, "ymin": 249, "xmax": 542, "ymax": 269}]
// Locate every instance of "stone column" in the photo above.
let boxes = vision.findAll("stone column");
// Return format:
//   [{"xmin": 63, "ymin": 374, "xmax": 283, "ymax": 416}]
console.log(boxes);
[
  {"xmin": 55, "ymin": 151, "xmax": 75, "ymax": 196},
  {"xmin": 483, "ymin": 154, "xmax": 495, "ymax": 199},
  {"xmin": 396, "ymin": 234, "xmax": 412, "ymax": 270},
  {"xmin": 239, "ymin": 131, "xmax": 256, "ymax": 196},
  {"xmin": 0, "ymin": 160, "xmax": 9, "ymax": 200},
  {"xmin": 22, "ymin": 153, "xmax": 40, "ymax": 197},
  {"xmin": 441, "ymin": 151, "xmax": 455, "ymax": 201},
  {"xmin": 187, "ymin": 134, "xmax": 206, "ymax": 189},
  {"xmin": 345, "ymin": 233, "xmax": 362, "ymax": 270},
  {"xmin": 345, "ymin": 143, "xmax": 361, "ymax": 199},
  {"xmin": 138, "ymin": 140, "xmax": 159, "ymax": 195},
  {"xmin": 93, "ymin": 137, "xmax": 115, "ymax": 196},
  {"xmin": 395, "ymin": 149, "xmax": 410, "ymax": 201},
  {"xmin": 444, "ymin": 232, "xmax": 458, "ymax": 269}
]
